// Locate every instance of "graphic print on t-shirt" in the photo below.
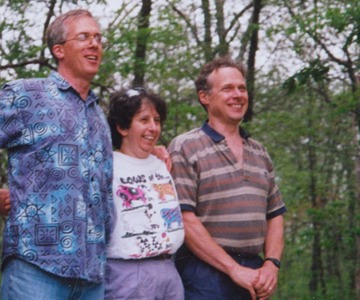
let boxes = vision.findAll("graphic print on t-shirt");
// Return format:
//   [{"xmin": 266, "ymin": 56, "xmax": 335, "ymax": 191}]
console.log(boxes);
[{"xmin": 114, "ymin": 171, "xmax": 183, "ymax": 258}]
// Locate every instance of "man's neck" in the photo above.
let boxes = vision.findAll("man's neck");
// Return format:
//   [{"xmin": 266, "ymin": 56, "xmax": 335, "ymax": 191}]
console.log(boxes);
[
  {"xmin": 208, "ymin": 118, "xmax": 241, "ymax": 139},
  {"xmin": 208, "ymin": 119, "xmax": 244, "ymax": 163},
  {"xmin": 58, "ymin": 69, "xmax": 91, "ymax": 101}
]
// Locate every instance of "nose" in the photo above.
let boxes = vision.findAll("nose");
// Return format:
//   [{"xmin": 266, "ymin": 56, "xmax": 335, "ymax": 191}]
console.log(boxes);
[
  {"xmin": 89, "ymin": 35, "xmax": 103, "ymax": 48},
  {"xmin": 149, "ymin": 119, "xmax": 156, "ymax": 129},
  {"xmin": 233, "ymin": 87, "xmax": 247, "ymax": 99},
  {"xmin": 89, "ymin": 38, "xmax": 100, "ymax": 47},
  {"xmin": 235, "ymin": 87, "xmax": 244, "ymax": 96},
  {"xmin": 148, "ymin": 119, "xmax": 160, "ymax": 131},
  {"xmin": 231, "ymin": 89, "xmax": 241, "ymax": 99}
]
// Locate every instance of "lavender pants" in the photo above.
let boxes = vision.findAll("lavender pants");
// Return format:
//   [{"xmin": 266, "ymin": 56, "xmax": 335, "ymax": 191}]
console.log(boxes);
[{"xmin": 105, "ymin": 257, "xmax": 184, "ymax": 300}]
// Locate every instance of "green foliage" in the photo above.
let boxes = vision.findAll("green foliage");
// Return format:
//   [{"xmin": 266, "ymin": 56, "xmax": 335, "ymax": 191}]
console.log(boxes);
[
  {"xmin": 325, "ymin": 7, "xmax": 348, "ymax": 33},
  {"xmin": 282, "ymin": 60, "xmax": 329, "ymax": 94},
  {"xmin": 0, "ymin": 150, "xmax": 7, "ymax": 188},
  {"xmin": 253, "ymin": 46, "xmax": 359, "ymax": 295}
]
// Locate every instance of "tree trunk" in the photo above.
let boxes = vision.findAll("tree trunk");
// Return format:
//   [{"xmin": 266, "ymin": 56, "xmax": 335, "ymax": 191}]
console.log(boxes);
[
  {"xmin": 244, "ymin": 0, "xmax": 262, "ymax": 122},
  {"xmin": 308, "ymin": 147, "xmax": 326, "ymax": 297},
  {"xmin": 352, "ymin": 118, "xmax": 360, "ymax": 299},
  {"xmin": 357, "ymin": 235, "xmax": 360, "ymax": 300},
  {"xmin": 201, "ymin": 0, "xmax": 213, "ymax": 62},
  {"xmin": 306, "ymin": 94, "xmax": 327, "ymax": 297},
  {"xmin": 214, "ymin": 0, "xmax": 229, "ymax": 56},
  {"xmin": 344, "ymin": 124, "xmax": 358, "ymax": 297},
  {"xmin": 132, "ymin": 0, "xmax": 152, "ymax": 87},
  {"xmin": 351, "ymin": 77, "xmax": 360, "ymax": 300}
]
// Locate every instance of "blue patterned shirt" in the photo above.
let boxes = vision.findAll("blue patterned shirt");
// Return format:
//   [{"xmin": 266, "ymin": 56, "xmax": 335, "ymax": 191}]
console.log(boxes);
[{"xmin": 0, "ymin": 71, "xmax": 114, "ymax": 283}]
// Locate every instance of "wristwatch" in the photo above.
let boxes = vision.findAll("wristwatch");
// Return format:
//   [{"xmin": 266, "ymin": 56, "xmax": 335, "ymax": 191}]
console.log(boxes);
[{"xmin": 264, "ymin": 257, "xmax": 281, "ymax": 269}]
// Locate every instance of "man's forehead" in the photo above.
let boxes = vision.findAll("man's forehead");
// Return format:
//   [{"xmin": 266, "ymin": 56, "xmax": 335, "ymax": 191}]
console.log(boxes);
[{"xmin": 208, "ymin": 67, "xmax": 244, "ymax": 84}]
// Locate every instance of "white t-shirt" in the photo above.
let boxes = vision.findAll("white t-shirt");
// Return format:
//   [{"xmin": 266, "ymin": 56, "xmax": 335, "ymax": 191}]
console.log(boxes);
[{"xmin": 107, "ymin": 151, "xmax": 184, "ymax": 259}]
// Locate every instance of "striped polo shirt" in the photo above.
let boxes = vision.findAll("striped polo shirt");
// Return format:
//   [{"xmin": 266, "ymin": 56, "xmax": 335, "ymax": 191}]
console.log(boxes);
[{"xmin": 168, "ymin": 122, "xmax": 286, "ymax": 255}]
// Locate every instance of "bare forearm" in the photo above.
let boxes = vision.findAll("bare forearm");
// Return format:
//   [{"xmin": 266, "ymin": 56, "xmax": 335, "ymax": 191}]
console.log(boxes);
[
  {"xmin": 264, "ymin": 215, "xmax": 284, "ymax": 260},
  {"xmin": 183, "ymin": 211, "xmax": 235, "ymax": 273},
  {"xmin": 255, "ymin": 215, "xmax": 285, "ymax": 300}
]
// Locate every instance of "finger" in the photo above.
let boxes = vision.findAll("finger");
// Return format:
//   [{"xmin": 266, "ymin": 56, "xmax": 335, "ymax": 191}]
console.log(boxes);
[
  {"xmin": 165, "ymin": 157, "xmax": 172, "ymax": 171},
  {"xmin": 258, "ymin": 286, "xmax": 275, "ymax": 299},
  {"xmin": 248, "ymin": 287, "xmax": 257, "ymax": 300},
  {"xmin": 255, "ymin": 282, "xmax": 269, "ymax": 295},
  {"xmin": 256, "ymin": 287, "xmax": 271, "ymax": 299}
]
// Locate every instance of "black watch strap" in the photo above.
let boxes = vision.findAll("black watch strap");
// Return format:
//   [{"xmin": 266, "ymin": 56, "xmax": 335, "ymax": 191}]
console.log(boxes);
[{"xmin": 264, "ymin": 257, "xmax": 281, "ymax": 269}]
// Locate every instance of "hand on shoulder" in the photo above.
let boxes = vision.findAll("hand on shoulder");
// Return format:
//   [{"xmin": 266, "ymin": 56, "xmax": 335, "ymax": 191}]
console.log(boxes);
[{"xmin": 0, "ymin": 188, "xmax": 10, "ymax": 216}]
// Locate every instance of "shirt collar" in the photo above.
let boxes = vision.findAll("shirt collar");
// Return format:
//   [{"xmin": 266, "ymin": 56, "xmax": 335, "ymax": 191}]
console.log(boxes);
[
  {"xmin": 201, "ymin": 120, "xmax": 250, "ymax": 143},
  {"xmin": 49, "ymin": 71, "xmax": 99, "ymax": 105}
]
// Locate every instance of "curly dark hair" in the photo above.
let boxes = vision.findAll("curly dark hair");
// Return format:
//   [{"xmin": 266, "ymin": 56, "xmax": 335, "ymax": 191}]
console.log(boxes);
[{"xmin": 107, "ymin": 87, "xmax": 167, "ymax": 149}]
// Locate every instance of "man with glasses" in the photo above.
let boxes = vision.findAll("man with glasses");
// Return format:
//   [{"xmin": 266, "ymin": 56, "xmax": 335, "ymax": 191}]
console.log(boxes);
[{"xmin": 0, "ymin": 9, "xmax": 114, "ymax": 300}]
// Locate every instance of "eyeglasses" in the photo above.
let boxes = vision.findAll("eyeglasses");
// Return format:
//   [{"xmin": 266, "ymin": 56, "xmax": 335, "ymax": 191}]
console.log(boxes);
[
  {"xmin": 59, "ymin": 33, "xmax": 104, "ymax": 45},
  {"xmin": 125, "ymin": 87, "xmax": 147, "ymax": 98}
]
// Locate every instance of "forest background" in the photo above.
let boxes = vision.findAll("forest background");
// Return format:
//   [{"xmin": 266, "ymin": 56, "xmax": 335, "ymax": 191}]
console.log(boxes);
[{"xmin": 0, "ymin": 0, "xmax": 359, "ymax": 299}]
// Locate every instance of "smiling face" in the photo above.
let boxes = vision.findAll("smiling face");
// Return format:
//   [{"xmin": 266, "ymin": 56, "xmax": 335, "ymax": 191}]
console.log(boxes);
[
  {"xmin": 199, "ymin": 67, "xmax": 249, "ymax": 127},
  {"xmin": 118, "ymin": 100, "xmax": 161, "ymax": 159},
  {"xmin": 52, "ymin": 16, "xmax": 103, "ymax": 84}
]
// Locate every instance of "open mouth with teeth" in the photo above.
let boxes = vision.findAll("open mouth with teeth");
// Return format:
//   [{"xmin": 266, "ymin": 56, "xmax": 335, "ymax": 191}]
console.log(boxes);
[
  {"xmin": 229, "ymin": 103, "xmax": 245, "ymax": 109},
  {"xmin": 143, "ymin": 134, "xmax": 158, "ymax": 142},
  {"xmin": 85, "ymin": 55, "xmax": 98, "ymax": 62}
]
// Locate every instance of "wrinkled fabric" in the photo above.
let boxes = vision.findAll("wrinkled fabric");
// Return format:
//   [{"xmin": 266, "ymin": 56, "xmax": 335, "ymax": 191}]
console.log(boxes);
[{"xmin": 0, "ymin": 71, "xmax": 114, "ymax": 282}]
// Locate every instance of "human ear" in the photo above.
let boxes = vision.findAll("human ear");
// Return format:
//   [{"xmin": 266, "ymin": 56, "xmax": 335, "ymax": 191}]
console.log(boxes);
[
  {"xmin": 52, "ymin": 44, "xmax": 64, "ymax": 61},
  {"xmin": 198, "ymin": 90, "xmax": 209, "ymax": 106},
  {"xmin": 116, "ymin": 124, "xmax": 128, "ymax": 137}
]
